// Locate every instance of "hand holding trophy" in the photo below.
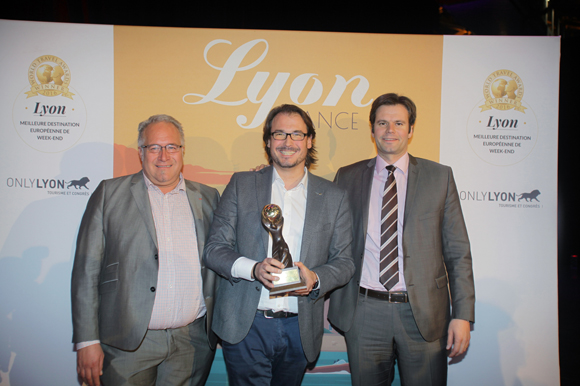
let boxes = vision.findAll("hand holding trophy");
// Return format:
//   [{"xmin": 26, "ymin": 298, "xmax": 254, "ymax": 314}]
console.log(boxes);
[{"xmin": 261, "ymin": 204, "xmax": 308, "ymax": 295}]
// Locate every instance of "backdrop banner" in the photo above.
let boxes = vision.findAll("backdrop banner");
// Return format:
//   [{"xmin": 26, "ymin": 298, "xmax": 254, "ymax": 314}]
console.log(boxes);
[
  {"xmin": 0, "ymin": 20, "xmax": 560, "ymax": 386},
  {"xmin": 0, "ymin": 19, "xmax": 114, "ymax": 386},
  {"xmin": 440, "ymin": 36, "xmax": 560, "ymax": 386}
]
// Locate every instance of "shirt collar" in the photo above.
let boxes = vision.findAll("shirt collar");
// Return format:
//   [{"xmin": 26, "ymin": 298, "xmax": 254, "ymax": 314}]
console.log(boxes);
[
  {"xmin": 143, "ymin": 171, "xmax": 185, "ymax": 193},
  {"xmin": 375, "ymin": 153, "xmax": 409, "ymax": 177},
  {"xmin": 272, "ymin": 166, "xmax": 309, "ymax": 191}
]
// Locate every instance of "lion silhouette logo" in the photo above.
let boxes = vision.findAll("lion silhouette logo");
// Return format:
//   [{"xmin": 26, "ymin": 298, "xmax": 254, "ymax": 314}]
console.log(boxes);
[
  {"xmin": 67, "ymin": 177, "xmax": 90, "ymax": 189},
  {"xmin": 517, "ymin": 189, "xmax": 540, "ymax": 202}
]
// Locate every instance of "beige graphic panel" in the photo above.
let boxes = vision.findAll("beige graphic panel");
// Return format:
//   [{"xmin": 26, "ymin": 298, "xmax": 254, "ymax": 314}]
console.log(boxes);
[{"xmin": 114, "ymin": 26, "xmax": 443, "ymax": 187}]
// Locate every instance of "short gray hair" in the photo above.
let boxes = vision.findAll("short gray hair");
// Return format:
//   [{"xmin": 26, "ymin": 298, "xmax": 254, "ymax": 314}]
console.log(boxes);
[{"xmin": 137, "ymin": 114, "xmax": 185, "ymax": 147}]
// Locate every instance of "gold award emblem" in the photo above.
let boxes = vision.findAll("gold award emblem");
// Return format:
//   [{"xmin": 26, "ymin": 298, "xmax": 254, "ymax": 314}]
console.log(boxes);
[
  {"xmin": 479, "ymin": 69, "xmax": 526, "ymax": 113},
  {"xmin": 25, "ymin": 55, "xmax": 74, "ymax": 99}
]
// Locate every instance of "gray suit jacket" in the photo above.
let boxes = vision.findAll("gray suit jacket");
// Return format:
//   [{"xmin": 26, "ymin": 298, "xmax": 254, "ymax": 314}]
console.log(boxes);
[
  {"xmin": 71, "ymin": 172, "xmax": 220, "ymax": 350},
  {"xmin": 204, "ymin": 167, "xmax": 355, "ymax": 362},
  {"xmin": 328, "ymin": 155, "xmax": 475, "ymax": 342}
]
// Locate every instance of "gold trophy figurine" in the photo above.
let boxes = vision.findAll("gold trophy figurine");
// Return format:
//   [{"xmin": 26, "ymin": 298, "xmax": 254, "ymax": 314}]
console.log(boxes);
[{"xmin": 261, "ymin": 204, "xmax": 307, "ymax": 295}]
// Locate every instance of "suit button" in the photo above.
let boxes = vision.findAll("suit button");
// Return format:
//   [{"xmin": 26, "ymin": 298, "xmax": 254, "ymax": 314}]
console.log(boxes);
[
  {"xmin": 154, "ymin": 254, "xmax": 158, "ymax": 260},
  {"xmin": 150, "ymin": 287, "xmax": 156, "ymax": 292},
  {"xmin": 256, "ymin": 286, "xmax": 260, "ymax": 291}
]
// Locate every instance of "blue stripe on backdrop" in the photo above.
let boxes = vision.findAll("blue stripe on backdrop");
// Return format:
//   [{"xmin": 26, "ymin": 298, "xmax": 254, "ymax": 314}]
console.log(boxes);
[{"xmin": 206, "ymin": 349, "xmax": 401, "ymax": 386}]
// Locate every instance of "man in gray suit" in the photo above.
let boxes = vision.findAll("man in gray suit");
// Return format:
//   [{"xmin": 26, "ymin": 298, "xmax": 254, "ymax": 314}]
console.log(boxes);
[
  {"xmin": 204, "ymin": 104, "xmax": 355, "ymax": 386},
  {"xmin": 328, "ymin": 93, "xmax": 475, "ymax": 386},
  {"xmin": 71, "ymin": 114, "xmax": 219, "ymax": 386}
]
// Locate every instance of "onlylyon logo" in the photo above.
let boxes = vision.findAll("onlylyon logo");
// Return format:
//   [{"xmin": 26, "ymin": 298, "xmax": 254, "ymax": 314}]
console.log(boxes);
[
  {"xmin": 6, "ymin": 176, "xmax": 91, "ymax": 196},
  {"xmin": 517, "ymin": 189, "xmax": 540, "ymax": 202},
  {"xmin": 460, "ymin": 189, "xmax": 542, "ymax": 208},
  {"xmin": 66, "ymin": 177, "xmax": 90, "ymax": 189}
]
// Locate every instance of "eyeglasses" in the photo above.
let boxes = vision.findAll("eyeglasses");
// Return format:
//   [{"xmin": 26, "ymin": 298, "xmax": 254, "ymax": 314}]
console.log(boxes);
[
  {"xmin": 140, "ymin": 144, "xmax": 183, "ymax": 154},
  {"xmin": 271, "ymin": 132, "xmax": 307, "ymax": 141}
]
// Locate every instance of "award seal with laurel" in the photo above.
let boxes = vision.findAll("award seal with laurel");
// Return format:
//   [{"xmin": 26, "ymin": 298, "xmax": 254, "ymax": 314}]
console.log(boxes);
[
  {"xmin": 466, "ymin": 68, "xmax": 537, "ymax": 166},
  {"xmin": 25, "ymin": 55, "xmax": 74, "ymax": 99},
  {"xmin": 480, "ymin": 69, "xmax": 526, "ymax": 113},
  {"xmin": 261, "ymin": 204, "xmax": 307, "ymax": 295},
  {"xmin": 13, "ymin": 54, "xmax": 87, "ymax": 153}
]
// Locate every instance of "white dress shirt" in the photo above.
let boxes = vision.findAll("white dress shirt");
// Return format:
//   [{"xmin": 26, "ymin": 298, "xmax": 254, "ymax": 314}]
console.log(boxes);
[{"xmin": 231, "ymin": 167, "xmax": 308, "ymax": 313}]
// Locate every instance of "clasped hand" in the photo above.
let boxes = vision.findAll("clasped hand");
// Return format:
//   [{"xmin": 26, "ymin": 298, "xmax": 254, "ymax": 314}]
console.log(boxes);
[{"xmin": 252, "ymin": 258, "xmax": 317, "ymax": 295}]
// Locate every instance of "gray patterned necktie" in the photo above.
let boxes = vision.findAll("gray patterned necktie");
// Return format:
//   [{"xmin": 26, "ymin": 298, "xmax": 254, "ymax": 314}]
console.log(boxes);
[{"xmin": 379, "ymin": 165, "xmax": 399, "ymax": 290}]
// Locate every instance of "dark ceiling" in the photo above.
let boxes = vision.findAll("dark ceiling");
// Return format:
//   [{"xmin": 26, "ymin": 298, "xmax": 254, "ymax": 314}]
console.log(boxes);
[{"xmin": 3, "ymin": 0, "xmax": 579, "ymax": 37}]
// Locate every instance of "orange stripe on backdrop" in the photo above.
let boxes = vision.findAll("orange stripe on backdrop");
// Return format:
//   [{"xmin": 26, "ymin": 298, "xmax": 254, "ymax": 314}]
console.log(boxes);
[
  {"xmin": 114, "ymin": 26, "xmax": 443, "ymax": 191},
  {"xmin": 113, "ymin": 144, "xmax": 234, "ymax": 186}
]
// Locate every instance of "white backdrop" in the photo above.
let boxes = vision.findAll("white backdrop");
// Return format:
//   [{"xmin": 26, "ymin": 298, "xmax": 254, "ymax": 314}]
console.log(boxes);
[
  {"xmin": 0, "ymin": 20, "xmax": 114, "ymax": 385},
  {"xmin": 0, "ymin": 20, "xmax": 560, "ymax": 386},
  {"xmin": 441, "ymin": 36, "xmax": 560, "ymax": 386}
]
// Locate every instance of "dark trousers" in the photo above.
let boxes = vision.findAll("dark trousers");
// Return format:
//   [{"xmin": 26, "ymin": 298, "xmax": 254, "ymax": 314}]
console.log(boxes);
[
  {"xmin": 345, "ymin": 292, "xmax": 447, "ymax": 386},
  {"xmin": 222, "ymin": 311, "xmax": 308, "ymax": 386}
]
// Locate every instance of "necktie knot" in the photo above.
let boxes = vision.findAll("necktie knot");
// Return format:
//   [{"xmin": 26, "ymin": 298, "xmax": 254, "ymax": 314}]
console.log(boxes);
[{"xmin": 386, "ymin": 165, "xmax": 396, "ymax": 176}]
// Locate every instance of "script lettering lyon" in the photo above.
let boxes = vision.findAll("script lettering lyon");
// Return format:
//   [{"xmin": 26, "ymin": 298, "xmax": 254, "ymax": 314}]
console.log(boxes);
[{"xmin": 183, "ymin": 39, "xmax": 372, "ymax": 129}]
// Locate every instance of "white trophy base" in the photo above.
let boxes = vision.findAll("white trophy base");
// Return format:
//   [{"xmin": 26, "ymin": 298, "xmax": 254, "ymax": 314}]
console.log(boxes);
[{"xmin": 269, "ymin": 266, "xmax": 307, "ymax": 295}]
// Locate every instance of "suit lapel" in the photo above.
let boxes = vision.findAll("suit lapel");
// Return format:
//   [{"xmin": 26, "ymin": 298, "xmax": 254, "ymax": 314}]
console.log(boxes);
[
  {"xmin": 256, "ymin": 167, "xmax": 273, "ymax": 257},
  {"xmin": 404, "ymin": 154, "xmax": 420, "ymax": 227},
  {"xmin": 130, "ymin": 172, "xmax": 158, "ymax": 249},
  {"xmin": 185, "ymin": 182, "xmax": 205, "ymax": 260},
  {"xmin": 360, "ymin": 159, "xmax": 375, "ymax": 238},
  {"xmin": 300, "ymin": 173, "xmax": 325, "ymax": 266}
]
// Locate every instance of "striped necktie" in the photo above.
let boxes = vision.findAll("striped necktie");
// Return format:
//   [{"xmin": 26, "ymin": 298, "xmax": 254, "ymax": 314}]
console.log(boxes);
[{"xmin": 379, "ymin": 165, "xmax": 399, "ymax": 290}]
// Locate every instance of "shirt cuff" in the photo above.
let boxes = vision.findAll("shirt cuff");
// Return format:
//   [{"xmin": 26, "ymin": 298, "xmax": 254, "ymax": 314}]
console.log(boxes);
[
  {"xmin": 231, "ymin": 256, "xmax": 257, "ymax": 281},
  {"xmin": 75, "ymin": 340, "xmax": 100, "ymax": 351},
  {"xmin": 313, "ymin": 273, "xmax": 320, "ymax": 290}
]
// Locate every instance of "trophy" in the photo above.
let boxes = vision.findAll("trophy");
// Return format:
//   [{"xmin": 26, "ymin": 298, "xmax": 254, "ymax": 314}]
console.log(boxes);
[{"xmin": 261, "ymin": 204, "xmax": 307, "ymax": 295}]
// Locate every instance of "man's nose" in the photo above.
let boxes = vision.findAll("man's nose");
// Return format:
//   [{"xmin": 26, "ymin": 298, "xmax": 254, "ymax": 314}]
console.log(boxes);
[{"xmin": 158, "ymin": 147, "xmax": 170, "ymax": 160}]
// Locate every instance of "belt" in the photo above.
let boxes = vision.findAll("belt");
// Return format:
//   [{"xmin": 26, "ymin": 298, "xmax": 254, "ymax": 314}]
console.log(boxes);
[
  {"xmin": 257, "ymin": 309, "xmax": 298, "ymax": 318},
  {"xmin": 360, "ymin": 287, "xmax": 409, "ymax": 303}
]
